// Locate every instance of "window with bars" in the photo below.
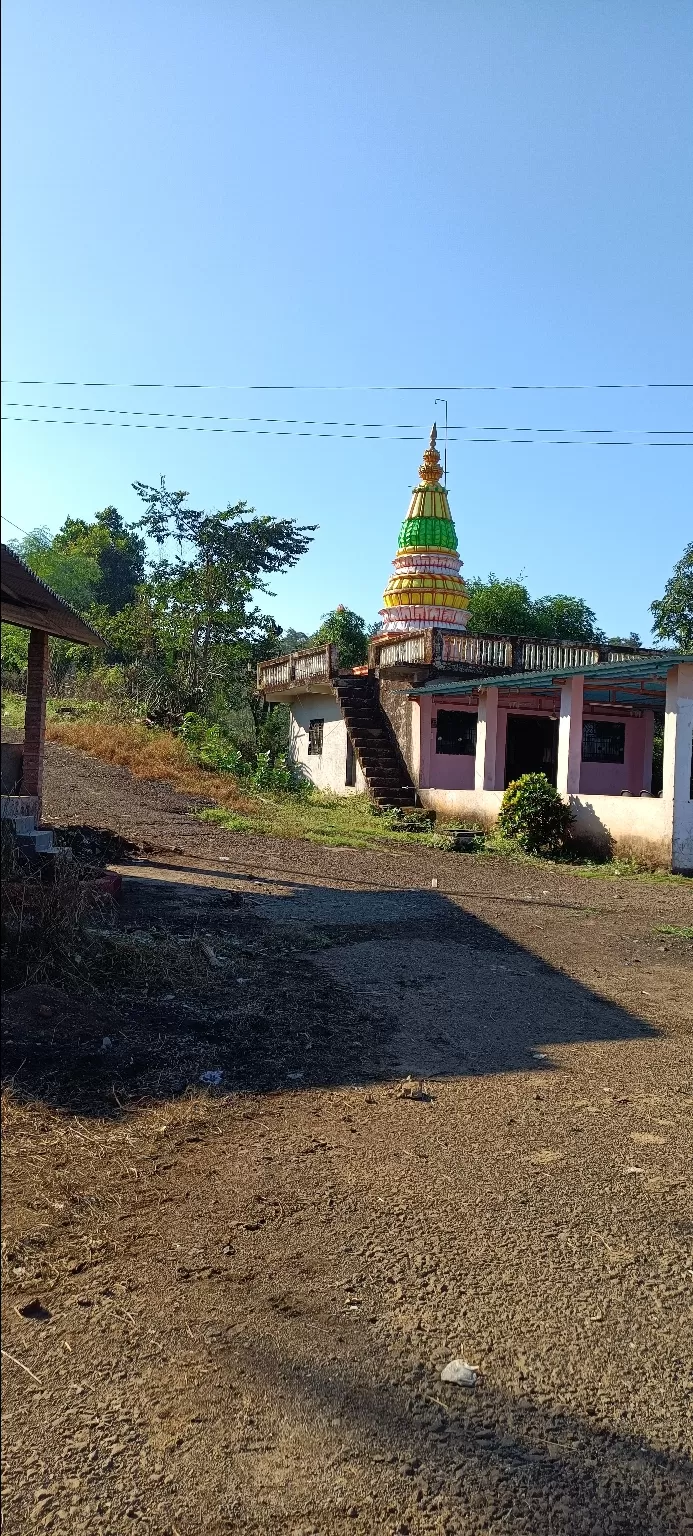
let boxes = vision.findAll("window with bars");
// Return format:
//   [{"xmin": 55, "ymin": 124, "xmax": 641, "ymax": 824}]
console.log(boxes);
[
  {"xmin": 581, "ymin": 721, "xmax": 626, "ymax": 763},
  {"xmin": 307, "ymin": 718, "xmax": 324, "ymax": 756},
  {"xmin": 435, "ymin": 709, "xmax": 478, "ymax": 756}
]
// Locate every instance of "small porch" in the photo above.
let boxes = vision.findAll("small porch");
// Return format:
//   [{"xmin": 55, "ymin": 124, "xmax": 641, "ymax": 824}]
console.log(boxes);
[
  {"xmin": 412, "ymin": 657, "xmax": 693, "ymax": 873},
  {"xmin": 1, "ymin": 544, "xmax": 103, "ymax": 845}
]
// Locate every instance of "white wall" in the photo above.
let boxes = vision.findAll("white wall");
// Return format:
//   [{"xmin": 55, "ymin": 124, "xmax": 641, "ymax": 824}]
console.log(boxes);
[
  {"xmin": 418, "ymin": 787, "xmax": 674, "ymax": 867},
  {"xmin": 569, "ymin": 794, "xmax": 671, "ymax": 867},
  {"xmin": 664, "ymin": 663, "xmax": 693, "ymax": 875},
  {"xmin": 418, "ymin": 788, "xmax": 504, "ymax": 828},
  {"xmin": 289, "ymin": 693, "xmax": 366, "ymax": 795}
]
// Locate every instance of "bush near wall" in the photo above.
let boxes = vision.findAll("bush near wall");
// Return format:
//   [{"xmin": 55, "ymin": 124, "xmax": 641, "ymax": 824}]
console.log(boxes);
[{"xmin": 498, "ymin": 773, "xmax": 574, "ymax": 857}]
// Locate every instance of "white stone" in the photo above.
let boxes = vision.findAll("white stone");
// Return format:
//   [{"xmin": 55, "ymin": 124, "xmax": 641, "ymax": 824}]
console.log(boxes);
[{"xmin": 440, "ymin": 1359, "xmax": 478, "ymax": 1387}]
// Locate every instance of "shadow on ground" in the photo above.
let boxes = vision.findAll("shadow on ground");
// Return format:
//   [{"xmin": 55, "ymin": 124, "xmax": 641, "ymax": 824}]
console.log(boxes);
[
  {"xmin": 1, "ymin": 853, "xmax": 657, "ymax": 1117},
  {"xmin": 220, "ymin": 1332, "xmax": 692, "ymax": 1534}
]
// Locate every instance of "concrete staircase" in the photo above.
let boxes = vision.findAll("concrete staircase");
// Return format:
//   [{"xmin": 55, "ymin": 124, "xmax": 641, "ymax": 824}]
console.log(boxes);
[
  {"xmin": 1, "ymin": 795, "xmax": 71, "ymax": 863},
  {"xmin": 333, "ymin": 674, "xmax": 419, "ymax": 809}
]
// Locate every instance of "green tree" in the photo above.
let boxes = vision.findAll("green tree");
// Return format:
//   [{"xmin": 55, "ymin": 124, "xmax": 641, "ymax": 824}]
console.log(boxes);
[
  {"xmin": 9, "ymin": 527, "xmax": 100, "ymax": 610},
  {"xmin": 607, "ymin": 632, "xmax": 641, "ymax": 649},
  {"xmin": 278, "ymin": 627, "xmax": 310, "ymax": 652},
  {"xmin": 530, "ymin": 593, "xmax": 604, "ymax": 642},
  {"xmin": 466, "ymin": 574, "xmax": 604, "ymax": 642},
  {"xmin": 53, "ymin": 507, "xmax": 146, "ymax": 613},
  {"xmin": 121, "ymin": 476, "xmax": 315, "ymax": 723},
  {"xmin": 650, "ymin": 543, "xmax": 693, "ymax": 651},
  {"xmin": 310, "ymin": 606, "xmax": 372, "ymax": 668},
  {"xmin": 465, "ymin": 577, "xmax": 535, "ymax": 635}
]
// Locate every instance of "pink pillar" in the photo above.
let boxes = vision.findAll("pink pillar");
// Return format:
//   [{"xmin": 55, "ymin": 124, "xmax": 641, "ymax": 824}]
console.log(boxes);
[
  {"xmin": 475, "ymin": 686, "xmax": 499, "ymax": 790},
  {"xmin": 22, "ymin": 628, "xmax": 49, "ymax": 810},
  {"xmin": 556, "ymin": 674, "xmax": 584, "ymax": 796}
]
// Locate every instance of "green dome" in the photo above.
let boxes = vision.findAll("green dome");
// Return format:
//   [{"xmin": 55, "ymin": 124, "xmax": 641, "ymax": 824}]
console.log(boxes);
[{"xmin": 398, "ymin": 515, "xmax": 458, "ymax": 552}]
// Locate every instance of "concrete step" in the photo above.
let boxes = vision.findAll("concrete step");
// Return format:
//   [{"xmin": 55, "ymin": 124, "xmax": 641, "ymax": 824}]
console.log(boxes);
[
  {"xmin": 17, "ymin": 829, "xmax": 56, "ymax": 855},
  {"xmin": 8, "ymin": 815, "xmax": 36, "ymax": 836},
  {"xmin": 1, "ymin": 795, "xmax": 39, "ymax": 820},
  {"xmin": 357, "ymin": 767, "xmax": 402, "ymax": 782}
]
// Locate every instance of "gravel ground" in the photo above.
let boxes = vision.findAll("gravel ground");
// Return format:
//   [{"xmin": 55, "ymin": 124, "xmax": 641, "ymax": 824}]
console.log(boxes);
[{"xmin": 2, "ymin": 742, "xmax": 692, "ymax": 1535}]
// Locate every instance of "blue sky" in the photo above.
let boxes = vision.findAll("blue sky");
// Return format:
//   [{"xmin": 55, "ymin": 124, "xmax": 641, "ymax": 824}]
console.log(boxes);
[{"xmin": 2, "ymin": 0, "xmax": 691, "ymax": 641}]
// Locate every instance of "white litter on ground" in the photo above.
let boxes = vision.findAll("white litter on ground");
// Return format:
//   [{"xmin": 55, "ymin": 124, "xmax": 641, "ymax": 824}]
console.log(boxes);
[{"xmin": 440, "ymin": 1359, "xmax": 479, "ymax": 1387}]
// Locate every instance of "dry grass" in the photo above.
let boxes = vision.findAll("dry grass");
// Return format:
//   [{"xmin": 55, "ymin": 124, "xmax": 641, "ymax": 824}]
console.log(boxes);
[
  {"xmin": 1, "ymin": 1088, "xmax": 233, "ymax": 1287},
  {"xmin": 46, "ymin": 720, "xmax": 254, "ymax": 814}
]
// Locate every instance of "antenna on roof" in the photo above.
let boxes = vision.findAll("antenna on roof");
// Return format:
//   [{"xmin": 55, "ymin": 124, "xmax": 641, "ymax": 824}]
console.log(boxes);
[{"xmin": 435, "ymin": 397, "xmax": 448, "ymax": 484}]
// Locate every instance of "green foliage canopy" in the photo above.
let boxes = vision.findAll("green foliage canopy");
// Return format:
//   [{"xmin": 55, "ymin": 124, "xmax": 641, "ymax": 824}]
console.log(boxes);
[
  {"xmin": 9, "ymin": 526, "xmax": 101, "ymax": 611},
  {"xmin": 650, "ymin": 542, "xmax": 693, "ymax": 651},
  {"xmin": 309, "ymin": 606, "xmax": 377, "ymax": 669},
  {"xmin": 465, "ymin": 574, "xmax": 604, "ymax": 642},
  {"xmin": 116, "ymin": 477, "xmax": 316, "ymax": 723},
  {"xmin": 53, "ymin": 506, "xmax": 146, "ymax": 613}
]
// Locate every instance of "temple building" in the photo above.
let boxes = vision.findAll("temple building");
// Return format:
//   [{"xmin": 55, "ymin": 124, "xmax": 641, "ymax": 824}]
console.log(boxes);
[
  {"xmin": 258, "ymin": 431, "xmax": 693, "ymax": 873},
  {"xmin": 380, "ymin": 426, "xmax": 469, "ymax": 633}
]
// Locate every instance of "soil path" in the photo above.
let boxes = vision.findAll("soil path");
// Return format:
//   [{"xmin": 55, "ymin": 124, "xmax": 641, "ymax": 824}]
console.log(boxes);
[{"xmin": 2, "ymin": 743, "xmax": 692, "ymax": 1536}]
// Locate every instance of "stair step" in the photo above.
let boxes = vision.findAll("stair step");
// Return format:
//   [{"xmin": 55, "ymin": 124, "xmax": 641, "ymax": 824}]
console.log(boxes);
[
  {"xmin": 17, "ymin": 830, "xmax": 55, "ymax": 854},
  {"xmin": 1, "ymin": 795, "xmax": 39, "ymax": 820},
  {"xmin": 334, "ymin": 677, "xmax": 418, "ymax": 807},
  {"xmin": 8, "ymin": 815, "xmax": 36, "ymax": 836}
]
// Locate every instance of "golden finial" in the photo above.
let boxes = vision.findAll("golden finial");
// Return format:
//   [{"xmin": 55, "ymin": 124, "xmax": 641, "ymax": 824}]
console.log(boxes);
[{"xmin": 419, "ymin": 422, "xmax": 442, "ymax": 484}]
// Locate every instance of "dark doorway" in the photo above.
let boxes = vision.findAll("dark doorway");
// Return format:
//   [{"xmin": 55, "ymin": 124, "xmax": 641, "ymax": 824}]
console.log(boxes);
[
  {"xmin": 345, "ymin": 732, "xmax": 357, "ymax": 787},
  {"xmin": 505, "ymin": 714, "xmax": 558, "ymax": 788}
]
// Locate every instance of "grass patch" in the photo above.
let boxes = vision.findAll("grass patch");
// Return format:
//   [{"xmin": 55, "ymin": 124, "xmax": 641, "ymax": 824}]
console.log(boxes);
[
  {"xmin": 569, "ymin": 858, "xmax": 686, "ymax": 884},
  {"xmin": 198, "ymin": 796, "xmax": 447, "ymax": 850},
  {"xmin": 655, "ymin": 924, "xmax": 693, "ymax": 940}
]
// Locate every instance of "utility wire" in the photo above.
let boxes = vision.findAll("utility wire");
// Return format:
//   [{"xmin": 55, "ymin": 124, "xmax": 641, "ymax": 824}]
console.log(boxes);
[
  {"xmin": 2, "ymin": 378, "xmax": 692, "ymax": 393},
  {"xmin": 2, "ymin": 401, "xmax": 691, "ymax": 435},
  {"xmin": 0, "ymin": 515, "xmax": 31, "ymax": 537},
  {"xmin": 3, "ymin": 413, "xmax": 691, "ymax": 446}
]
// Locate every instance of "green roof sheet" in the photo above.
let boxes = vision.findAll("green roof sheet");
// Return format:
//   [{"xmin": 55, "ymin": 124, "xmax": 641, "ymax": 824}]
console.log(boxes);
[{"xmin": 411, "ymin": 653, "xmax": 691, "ymax": 698}]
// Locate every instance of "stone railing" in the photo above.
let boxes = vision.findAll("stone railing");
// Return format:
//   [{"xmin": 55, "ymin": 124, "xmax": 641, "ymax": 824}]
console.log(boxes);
[
  {"xmin": 258, "ymin": 632, "xmax": 653, "ymax": 692},
  {"xmin": 441, "ymin": 633, "xmax": 514, "ymax": 669},
  {"xmin": 257, "ymin": 643, "xmax": 338, "ymax": 692},
  {"xmin": 369, "ymin": 630, "xmax": 515, "ymax": 671},
  {"xmin": 369, "ymin": 629, "xmax": 647, "ymax": 676},
  {"xmin": 372, "ymin": 633, "xmax": 431, "ymax": 668},
  {"xmin": 518, "ymin": 639, "xmax": 601, "ymax": 672}
]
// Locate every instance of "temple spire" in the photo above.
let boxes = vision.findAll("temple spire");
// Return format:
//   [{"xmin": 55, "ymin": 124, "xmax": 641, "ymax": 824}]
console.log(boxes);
[{"xmin": 378, "ymin": 433, "xmax": 469, "ymax": 635}]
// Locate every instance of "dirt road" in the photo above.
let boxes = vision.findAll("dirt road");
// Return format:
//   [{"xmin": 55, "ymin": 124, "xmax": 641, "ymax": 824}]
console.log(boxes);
[{"xmin": 2, "ymin": 742, "xmax": 692, "ymax": 1535}]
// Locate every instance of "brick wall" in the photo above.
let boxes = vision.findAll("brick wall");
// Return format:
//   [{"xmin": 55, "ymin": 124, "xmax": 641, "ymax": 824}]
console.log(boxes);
[{"xmin": 21, "ymin": 629, "xmax": 49, "ymax": 805}]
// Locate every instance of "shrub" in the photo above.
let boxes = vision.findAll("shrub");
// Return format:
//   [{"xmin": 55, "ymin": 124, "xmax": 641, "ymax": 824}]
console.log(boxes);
[
  {"xmin": 498, "ymin": 773, "xmax": 573, "ymax": 857},
  {"xmin": 179, "ymin": 714, "xmax": 307, "ymax": 795}
]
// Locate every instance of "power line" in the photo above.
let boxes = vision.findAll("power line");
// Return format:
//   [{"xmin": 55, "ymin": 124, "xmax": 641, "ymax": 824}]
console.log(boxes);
[
  {"xmin": 3, "ymin": 413, "xmax": 692, "ymax": 446},
  {"xmin": 2, "ymin": 377, "xmax": 692, "ymax": 393},
  {"xmin": 3, "ymin": 400, "xmax": 691, "ymax": 435},
  {"xmin": 0, "ymin": 515, "xmax": 31, "ymax": 537}
]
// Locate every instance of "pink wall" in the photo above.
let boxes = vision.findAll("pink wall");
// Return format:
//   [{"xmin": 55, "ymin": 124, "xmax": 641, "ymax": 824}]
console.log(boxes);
[
  {"xmin": 419, "ymin": 696, "xmax": 476, "ymax": 790},
  {"xmin": 417, "ymin": 693, "xmax": 654, "ymax": 797},
  {"xmin": 578, "ymin": 713, "xmax": 649, "ymax": 796}
]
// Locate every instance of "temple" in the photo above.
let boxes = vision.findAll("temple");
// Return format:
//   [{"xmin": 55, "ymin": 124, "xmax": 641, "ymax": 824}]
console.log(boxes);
[
  {"xmin": 379, "ymin": 426, "xmax": 469, "ymax": 633},
  {"xmin": 258, "ymin": 435, "xmax": 693, "ymax": 873}
]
